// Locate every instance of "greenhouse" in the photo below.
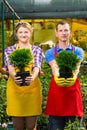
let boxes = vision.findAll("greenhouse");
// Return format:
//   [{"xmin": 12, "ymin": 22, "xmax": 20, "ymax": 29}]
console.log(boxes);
[{"xmin": 0, "ymin": 0, "xmax": 87, "ymax": 130}]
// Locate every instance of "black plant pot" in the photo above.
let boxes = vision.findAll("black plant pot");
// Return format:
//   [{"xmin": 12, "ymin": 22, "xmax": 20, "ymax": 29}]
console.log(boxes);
[
  {"xmin": 59, "ymin": 68, "xmax": 73, "ymax": 79},
  {"xmin": 16, "ymin": 71, "xmax": 30, "ymax": 86}
]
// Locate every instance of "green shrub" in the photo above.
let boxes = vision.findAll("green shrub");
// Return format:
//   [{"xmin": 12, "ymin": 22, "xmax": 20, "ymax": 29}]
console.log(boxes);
[
  {"xmin": 9, "ymin": 48, "xmax": 33, "ymax": 72},
  {"xmin": 56, "ymin": 50, "xmax": 80, "ymax": 78}
]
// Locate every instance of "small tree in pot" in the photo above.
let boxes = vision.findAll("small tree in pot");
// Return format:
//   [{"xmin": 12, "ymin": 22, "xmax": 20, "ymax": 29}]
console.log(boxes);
[
  {"xmin": 56, "ymin": 50, "xmax": 80, "ymax": 79},
  {"xmin": 9, "ymin": 48, "xmax": 33, "ymax": 86}
]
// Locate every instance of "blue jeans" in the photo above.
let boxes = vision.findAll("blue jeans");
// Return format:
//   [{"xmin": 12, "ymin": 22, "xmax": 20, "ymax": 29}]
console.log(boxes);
[{"xmin": 48, "ymin": 116, "xmax": 82, "ymax": 130}]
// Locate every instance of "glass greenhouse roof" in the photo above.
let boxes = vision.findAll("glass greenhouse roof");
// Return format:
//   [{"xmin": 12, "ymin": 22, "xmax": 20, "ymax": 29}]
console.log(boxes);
[{"xmin": 0, "ymin": 0, "xmax": 87, "ymax": 19}]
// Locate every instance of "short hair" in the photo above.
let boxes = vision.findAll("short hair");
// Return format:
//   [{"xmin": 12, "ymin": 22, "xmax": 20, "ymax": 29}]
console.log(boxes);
[{"xmin": 56, "ymin": 20, "xmax": 71, "ymax": 31}]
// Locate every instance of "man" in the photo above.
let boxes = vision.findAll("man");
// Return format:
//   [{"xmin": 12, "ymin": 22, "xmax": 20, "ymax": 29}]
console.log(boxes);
[{"xmin": 44, "ymin": 20, "xmax": 84, "ymax": 130}]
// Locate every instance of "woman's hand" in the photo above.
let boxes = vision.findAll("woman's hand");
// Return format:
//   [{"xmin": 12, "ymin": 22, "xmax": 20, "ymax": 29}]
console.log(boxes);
[
  {"xmin": 25, "ymin": 74, "xmax": 34, "ymax": 85},
  {"xmin": 8, "ymin": 65, "xmax": 23, "ymax": 86},
  {"xmin": 25, "ymin": 67, "xmax": 40, "ymax": 85},
  {"xmin": 13, "ymin": 75, "xmax": 22, "ymax": 86}
]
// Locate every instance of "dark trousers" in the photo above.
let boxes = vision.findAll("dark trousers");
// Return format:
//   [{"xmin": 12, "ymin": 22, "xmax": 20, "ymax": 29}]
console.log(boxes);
[{"xmin": 48, "ymin": 116, "xmax": 82, "ymax": 130}]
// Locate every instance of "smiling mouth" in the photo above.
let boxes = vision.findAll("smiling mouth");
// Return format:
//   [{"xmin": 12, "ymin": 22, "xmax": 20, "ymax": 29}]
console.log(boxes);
[{"xmin": 62, "ymin": 36, "xmax": 67, "ymax": 38}]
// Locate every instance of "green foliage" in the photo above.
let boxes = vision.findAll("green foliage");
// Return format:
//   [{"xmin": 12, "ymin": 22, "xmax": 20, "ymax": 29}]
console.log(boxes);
[
  {"xmin": 56, "ymin": 50, "xmax": 80, "ymax": 78},
  {"xmin": 80, "ymin": 74, "xmax": 87, "ymax": 128},
  {"xmin": 64, "ymin": 118, "xmax": 85, "ymax": 130},
  {"xmin": 37, "ymin": 59, "xmax": 51, "ymax": 130},
  {"xmin": 0, "ymin": 78, "xmax": 8, "ymax": 123},
  {"xmin": 79, "ymin": 41, "xmax": 87, "ymax": 50},
  {"xmin": 56, "ymin": 50, "xmax": 80, "ymax": 71},
  {"xmin": 9, "ymin": 48, "xmax": 33, "ymax": 72}
]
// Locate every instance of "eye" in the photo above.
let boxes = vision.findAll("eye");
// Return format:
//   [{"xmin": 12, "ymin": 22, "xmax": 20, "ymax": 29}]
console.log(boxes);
[
  {"xmin": 59, "ymin": 30, "xmax": 62, "ymax": 32},
  {"xmin": 64, "ymin": 29, "xmax": 68, "ymax": 32},
  {"xmin": 19, "ymin": 31, "xmax": 23, "ymax": 34},
  {"xmin": 25, "ymin": 31, "xmax": 29, "ymax": 33}
]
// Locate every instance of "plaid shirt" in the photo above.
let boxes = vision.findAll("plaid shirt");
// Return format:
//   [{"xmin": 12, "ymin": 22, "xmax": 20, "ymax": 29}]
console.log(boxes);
[{"xmin": 4, "ymin": 44, "xmax": 43, "ymax": 70}]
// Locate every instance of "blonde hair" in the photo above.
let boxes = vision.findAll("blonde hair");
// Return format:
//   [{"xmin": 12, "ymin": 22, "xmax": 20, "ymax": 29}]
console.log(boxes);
[{"xmin": 15, "ymin": 22, "xmax": 33, "ymax": 33}]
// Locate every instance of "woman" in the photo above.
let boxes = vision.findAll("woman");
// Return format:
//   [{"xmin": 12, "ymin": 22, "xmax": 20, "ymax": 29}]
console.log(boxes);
[{"xmin": 4, "ymin": 22, "xmax": 43, "ymax": 130}]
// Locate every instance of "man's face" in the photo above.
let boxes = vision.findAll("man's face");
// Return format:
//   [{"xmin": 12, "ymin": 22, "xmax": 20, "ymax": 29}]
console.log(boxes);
[{"xmin": 56, "ymin": 23, "xmax": 71, "ymax": 42}]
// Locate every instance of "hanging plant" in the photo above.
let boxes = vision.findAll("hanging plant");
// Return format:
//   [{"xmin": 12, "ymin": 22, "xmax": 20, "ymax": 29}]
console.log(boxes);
[{"xmin": 56, "ymin": 50, "xmax": 80, "ymax": 79}]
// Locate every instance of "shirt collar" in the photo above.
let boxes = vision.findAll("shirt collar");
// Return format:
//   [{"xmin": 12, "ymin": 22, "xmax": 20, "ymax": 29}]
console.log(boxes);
[{"xmin": 56, "ymin": 44, "xmax": 73, "ymax": 52}]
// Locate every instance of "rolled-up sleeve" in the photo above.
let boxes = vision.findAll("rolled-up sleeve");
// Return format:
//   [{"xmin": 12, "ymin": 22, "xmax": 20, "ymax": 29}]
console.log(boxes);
[
  {"xmin": 4, "ymin": 45, "xmax": 16, "ymax": 70},
  {"xmin": 74, "ymin": 46, "xmax": 84, "ymax": 61},
  {"xmin": 45, "ymin": 48, "xmax": 55, "ymax": 63},
  {"xmin": 32, "ymin": 45, "xmax": 43, "ymax": 69}
]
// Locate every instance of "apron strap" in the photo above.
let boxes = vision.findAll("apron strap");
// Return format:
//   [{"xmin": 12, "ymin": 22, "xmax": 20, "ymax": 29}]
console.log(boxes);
[
  {"xmin": 54, "ymin": 45, "xmax": 75, "ymax": 58},
  {"xmin": 71, "ymin": 45, "xmax": 75, "ymax": 53},
  {"xmin": 16, "ymin": 44, "xmax": 19, "ymax": 50},
  {"xmin": 54, "ymin": 46, "xmax": 58, "ymax": 57}
]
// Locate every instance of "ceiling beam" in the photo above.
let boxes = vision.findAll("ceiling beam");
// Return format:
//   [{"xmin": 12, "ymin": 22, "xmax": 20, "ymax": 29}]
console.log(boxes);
[{"xmin": 3, "ymin": 0, "xmax": 20, "ymax": 20}]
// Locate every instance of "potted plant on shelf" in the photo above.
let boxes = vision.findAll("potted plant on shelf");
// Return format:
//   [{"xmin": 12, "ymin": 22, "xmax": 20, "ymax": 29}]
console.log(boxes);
[
  {"xmin": 9, "ymin": 48, "xmax": 33, "ymax": 86},
  {"xmin": 56, "ymin": 50, "xmax": 80, "ymax": 79}
]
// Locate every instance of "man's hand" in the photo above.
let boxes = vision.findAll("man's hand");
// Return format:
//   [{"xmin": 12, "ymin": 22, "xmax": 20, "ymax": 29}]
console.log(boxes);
[
  {"xmin": 54, "ymin": 76, "xmax": 67, "ymax": 87},
  {"xmin": 54, "ymin": 74, "xmax": 77, "ymax": 87},
  {"xmin": 65, "ymin": 74, "xmax": 77, "ymax": 87}
]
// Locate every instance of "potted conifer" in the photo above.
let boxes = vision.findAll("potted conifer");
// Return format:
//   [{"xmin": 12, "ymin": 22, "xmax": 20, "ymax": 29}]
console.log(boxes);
[
  {"xmin": 9, "ymin": 48, "xmax": 33, "ymax": 86},
  {"xmin": 56, "ymin": 50, "xmax": 80, "ymax": 79}
]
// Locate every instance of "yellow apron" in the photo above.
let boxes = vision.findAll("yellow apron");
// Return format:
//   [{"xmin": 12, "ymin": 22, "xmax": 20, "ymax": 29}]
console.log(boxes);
[{"xmin": 6, "ymin": 45, "xmax": 42, "ymax": 116}]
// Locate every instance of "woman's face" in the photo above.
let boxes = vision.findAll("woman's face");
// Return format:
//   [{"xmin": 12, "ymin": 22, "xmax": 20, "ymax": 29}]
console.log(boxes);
[{"xmin": 16, "ymin": 26, "xmax": 31, "ymax": 43}]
